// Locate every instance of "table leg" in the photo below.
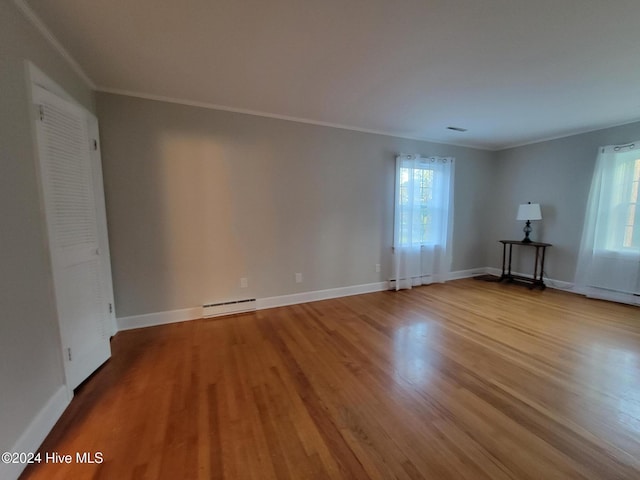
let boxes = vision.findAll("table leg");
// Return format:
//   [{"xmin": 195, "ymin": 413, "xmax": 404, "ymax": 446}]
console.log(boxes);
[
  {"xmin": 501, "ymin": 243, "xmax": 506, "ymax": 278},
  {"xmin": 540, "ymin": 246, "xmax": 547, "ymax": 288},
  {"xmin": 507, "ymin": 244, "xmax": 513, "ymax": 278}
]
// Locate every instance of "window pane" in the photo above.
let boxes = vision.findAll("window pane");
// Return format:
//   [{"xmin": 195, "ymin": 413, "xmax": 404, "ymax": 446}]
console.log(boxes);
[
  {"xmin": 602, "ymin": 154, "xmax": 640, "ymax": 251},
  {"xmin": 624, "ymin": 225, "xmax": 633, "ymax": 248},
  {"xmin": 627, "ymin": 204, "xmax": 636, "ymax": 226},
  {"xmin": 396, "ymin": 163, "xmax": 440, "ymax": 246}
]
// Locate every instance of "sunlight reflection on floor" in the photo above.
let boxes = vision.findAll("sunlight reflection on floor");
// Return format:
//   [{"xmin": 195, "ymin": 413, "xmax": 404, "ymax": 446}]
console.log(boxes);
[
  {"xmin": 585, "ymin": 344, "xmax": 640, "ymax": 433},
  {"xmin": 393, "ymin": 321, "xmax": 440, "ymax": 388}
]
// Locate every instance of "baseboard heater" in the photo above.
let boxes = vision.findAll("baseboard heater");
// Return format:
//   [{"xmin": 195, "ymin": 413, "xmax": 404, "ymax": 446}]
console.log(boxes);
[{"xmin": 202, "ymin": 298, "xmax": 257, "ymax": 318}]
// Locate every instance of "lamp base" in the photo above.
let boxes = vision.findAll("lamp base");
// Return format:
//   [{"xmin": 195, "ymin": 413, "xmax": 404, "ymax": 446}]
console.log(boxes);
[{"xmin": 522, "ymin": 220, "xmax": 532, "ymax": 243}]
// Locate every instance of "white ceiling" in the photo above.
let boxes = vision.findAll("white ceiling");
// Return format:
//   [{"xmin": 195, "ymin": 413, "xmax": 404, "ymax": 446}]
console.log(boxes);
[{"xmin": 24, "ymin": 0, "xmax": 640, "ymax": 150}]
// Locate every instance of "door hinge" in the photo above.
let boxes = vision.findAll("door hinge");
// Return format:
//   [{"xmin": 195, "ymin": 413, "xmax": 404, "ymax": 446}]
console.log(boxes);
[
  {"xmin": 39, "ymin": 105, "xmax": 44, "ymax": 121},
  {"xmin": 92, "ymin": 139, "xmax": 98, "ymax": 150},
  {"xmin": 67, "ymin": 347, "xmax": 72, "ymax": 361},
  {"xmin": 108, "ymin": 303, "xmax": 113, "ymax": 314}
]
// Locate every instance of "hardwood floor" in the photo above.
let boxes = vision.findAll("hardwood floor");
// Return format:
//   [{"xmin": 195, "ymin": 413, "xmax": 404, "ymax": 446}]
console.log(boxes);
[{"xmin": 20, "ymin": 279, "xmax": 640, "ymax": 479}]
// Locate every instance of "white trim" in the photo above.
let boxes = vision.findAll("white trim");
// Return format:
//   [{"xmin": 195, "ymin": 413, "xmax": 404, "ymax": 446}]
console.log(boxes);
[
  {"xmin": 1, "ymin": 386, "xmax": 71, "ymax": 480},
  {"xmin": 115, "ymin": 267, "xmax": 639, "ymax": 332},
  {"xmin": 111, "ymin": 268, "xmax": 638, "ymax": 333},
  {"xmin": 203, "ymin": 299, "xmax": 257, "ymax": 318},
  {"xmin": 573, "ymin": 286, "xmax": 640, "ymax": 306},
  {"xmin": 73, "ymin": 90, "xmax": 640, "ymax": 153},
  {"xmin": 94, "ymin": 89, "xmax": 640, "ymax": 152},
  {"xmin": 12, "ymin": 0, "xmax": 95, "ymax": 89},
  {"xmin": 538, "ymin": 277, "xmax": 575, "ymax": 291},
  {"xmin": 118, "ymin": 283, "xmax": 390, "ymax": 330},
  {"xmin": 256, "ymin": 282, "xmax": 389, "ymax": 310},
  {"xmin": 484, "ymin": 267, "xmax": 575, "ymax": 291},
  {"xmin": 117, "ymin": 306, "xmax": 203, "ymax": 331},
  {"xmin": 475, "ymin": 267, "xmax": 637, "ymax": 306},
  {"xmin": 115, "ymin": 270, "xmax": 489, "ymax": 331},
  {"xmin": 500, "ymin": 118, "xmax": 640, "ymax": 151},
  {"xmin": 388, "ymin": 268, "xmax": 486, "ymax": 289},
  {"xmin": 117, "ymin": 282, "xmax": 389, "ymax": 331},
  {"xmin": 485, "ymin": 267, "xmax": 503, "ymax": 277},
  {"xmin": 97, "ymin": 87, "xmax": 491, "ymax": 151},
  {"xmin": 447, "ymin": 268, "xmax": 488, "ymax": 281},
  {"xmin": 11, "ymin": 0, "xmax": 640, "ymax": 152}
]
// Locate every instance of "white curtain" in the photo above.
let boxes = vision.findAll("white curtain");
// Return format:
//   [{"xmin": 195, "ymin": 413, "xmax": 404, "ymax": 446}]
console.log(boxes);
[
  {"xmin": 575, "ymin": 142, "xmax": 640, "ymax": 304},
  {"xmin": 392, "ymin": 155, "xmax": 454, "ymax": 290}
]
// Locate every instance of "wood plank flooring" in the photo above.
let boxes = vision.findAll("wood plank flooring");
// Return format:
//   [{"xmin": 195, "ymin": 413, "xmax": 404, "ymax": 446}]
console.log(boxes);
[{"xmin": 20, "ymin": 279, "xmax": 640, "ymax": 479}]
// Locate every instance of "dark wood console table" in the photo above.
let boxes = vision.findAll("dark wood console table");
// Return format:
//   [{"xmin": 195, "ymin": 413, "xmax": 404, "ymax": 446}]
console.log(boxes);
[{"xmin": 499, "ymin": 240, "xmax": 552, "ymax": 289}]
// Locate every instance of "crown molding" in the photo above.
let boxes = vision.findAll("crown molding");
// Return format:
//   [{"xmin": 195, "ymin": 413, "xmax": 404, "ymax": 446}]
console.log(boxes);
[
  {"xmin": 499, "ymin": 117, "xmax": 640, "ymax": 151},
  {"xmin": 96, "ymin": 87, "xmax": 492, "ymax": 151},
  {"xmin": 13, "ymin": 0, "xmax": 95, "ymax": 89}
]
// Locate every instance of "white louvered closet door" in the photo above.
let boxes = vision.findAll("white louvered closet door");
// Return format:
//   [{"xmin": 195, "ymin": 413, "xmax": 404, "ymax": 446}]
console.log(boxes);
[{"xmin": 33, "ymin": 85, "xmax": 111, "ymax": 390}]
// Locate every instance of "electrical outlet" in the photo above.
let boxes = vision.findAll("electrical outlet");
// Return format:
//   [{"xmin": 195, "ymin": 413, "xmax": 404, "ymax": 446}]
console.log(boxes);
[
  {"xmin": 375, "ymin": 264, "xmax": 381, "ymax": 273},
  {"xmin": 295, "ymin": 273, "xmax": 303, "ymax": 283},
  {"xmin": 240, "ymin": 277, "xmax": 248, "ymax": 288}
]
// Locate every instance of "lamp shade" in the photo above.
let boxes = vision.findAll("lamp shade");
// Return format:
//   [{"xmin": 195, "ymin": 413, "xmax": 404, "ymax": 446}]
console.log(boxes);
[{"xmin": 516, "ymin": 203, "xmax": 542, "ymax": 221}]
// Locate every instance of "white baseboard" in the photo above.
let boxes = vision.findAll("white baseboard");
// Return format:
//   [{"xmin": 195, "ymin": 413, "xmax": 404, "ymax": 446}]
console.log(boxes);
[
  {"xmin": 256, "ymin": 281, "xmax": 389, "ymax": 310},
  {"xmin": 116, "ymin": 267, "xmax": 601, "ymax": 333},
  {"xmin": 116, "ymin": 269, "xmax": 488, "ymax": 332},
  {"xmin": 573, "ymin": 286, "xmax": 640, "ymax": 306},
  {"xmin": 541, "ymin": 277, "xmax": 575, "ymax": 291},
  {"xmin": 117, "ymin": 306, "xmax": 203, "ymax": 331},
  {"xmin": 447, "ymin": 268, "xmax": 487, "ymax": 281},
  {"xmin": 389, "ymin": 268, "xmax": 486, "ymax": 288},
  {"xmin": 484, "ymin": 267, "xmax": 575, "ymax": 291},
  {"xmin": 1, "ymin": 385, "xmax": 71, "ymax": 480},
  {"xmin": 487, "ymin": 267, "xmax": 638, "ymax": 305},
  {"xmin": 116, "ymin": 283, "xmax": 389, "ymax": 331},
  {"xmin": 485, "ymin": 267, "xmax": 502, "ymax": 278}
]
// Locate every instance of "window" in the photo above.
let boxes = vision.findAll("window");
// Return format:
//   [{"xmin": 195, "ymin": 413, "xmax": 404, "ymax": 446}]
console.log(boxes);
[
  {"xmin": 575, "ymin": 142, "xmax": 640, "ymax": 300},
  {"xmin": 392, "ymin": 155, "xmax": 454, "ymax": 290},
  {"xmin": 397, "ymin": 165, "xmax": 434, "ymax": 245},
  {"xmin": 596, "ymin": 149, "xmax": 640, "ymax": 252},
  {"xmin": 622, "ymin": 158, "xmax": 639, "ymax": 249},
  {"xmin": 395, "ymin": 156, "xmax": 452, "ymax": 246}
]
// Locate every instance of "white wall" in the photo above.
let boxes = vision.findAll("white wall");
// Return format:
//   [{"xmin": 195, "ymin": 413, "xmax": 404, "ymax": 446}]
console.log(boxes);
[
  {"xmin": 488, "ymin": 121, "xmax": 640, "ymax": 282},
  {"xmin": 0, "ymin": 0, "xmax": 95, "ymax": 461},
  {"xmin": 96, "ymin": 92, "xmax": 496, "ymax": 317}
]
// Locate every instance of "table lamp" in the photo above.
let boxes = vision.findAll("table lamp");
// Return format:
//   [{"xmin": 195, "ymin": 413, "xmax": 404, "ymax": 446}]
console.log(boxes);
[{"xmin": 516, "ymin": 202, "xmax": 542, "ymax": 243}]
